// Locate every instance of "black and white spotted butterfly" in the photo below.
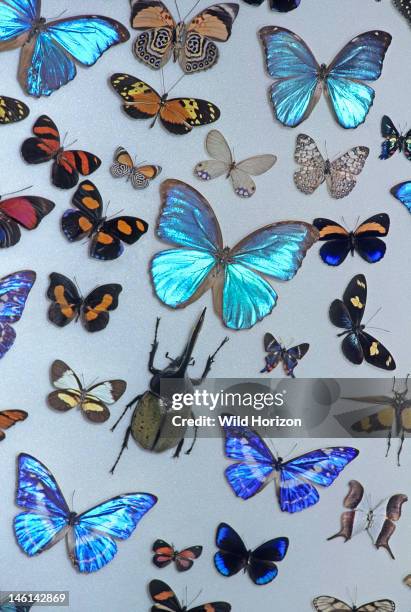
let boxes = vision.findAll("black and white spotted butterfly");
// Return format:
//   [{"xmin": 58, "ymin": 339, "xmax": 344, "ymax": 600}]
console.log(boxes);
[
  {"xmin": 313, "ymin": 595, "xmax": 395, "ymax": 611},
  {"xmin": 110, "ymin": 147, "xmax": 162, "ymax": 189},
  {"xmin": 294, "ymin": 134, "xmax": 369, "ymax": 199}
]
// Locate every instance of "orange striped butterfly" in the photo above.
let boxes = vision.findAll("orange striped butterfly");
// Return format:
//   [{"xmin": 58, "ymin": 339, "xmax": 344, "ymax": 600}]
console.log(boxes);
[
  {"xmin": 110, "ymin": 147, "xmax": 162, "ymax": 189},
  {"xmin": 110, "ymin": 73, "xmax": 220, "ymax": 135},
  {"xmin": 0, "ymin": 410, "xmax": 27, "ymax": 441},
  {"xmin": 21, "ymin": 115, "xmax": 101, "ymax": 189},
  {"xmin": 150, "ymin": 580, "xmax": 231, "ymax": 612},
  {"xmin": 152, "ymin": 539, "xmax": 203, "ymax": 572}
]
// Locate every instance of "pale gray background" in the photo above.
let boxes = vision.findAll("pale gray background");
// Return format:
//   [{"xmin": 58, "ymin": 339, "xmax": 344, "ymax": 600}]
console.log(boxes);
[{"xmin": 0, "ymin": 0, "xmax": 410, "ymax": 610}]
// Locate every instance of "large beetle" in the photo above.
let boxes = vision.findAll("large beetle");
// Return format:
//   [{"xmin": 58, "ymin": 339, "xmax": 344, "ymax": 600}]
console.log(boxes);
[{"xmin": 110, "ymin": 308, "xmax": 228, "ymax": 472}]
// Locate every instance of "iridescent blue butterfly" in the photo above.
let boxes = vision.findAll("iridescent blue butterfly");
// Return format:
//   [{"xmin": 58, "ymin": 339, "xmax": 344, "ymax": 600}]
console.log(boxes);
[
  {"xmin": 150, "ymin": 179, "xmax": 318, "ymax": 330},
  {"xmin": 259, "ymin": 27, "xmax": 392, "ymax": 129},
  {"xmin": 0, "ymin": 270, "xmax": 36, "ymax": 361},
  {"xmin": 0, "ymin": 598, "xmax": 32, "ymax": 612},
  {"xmin": 391, "ymin": 181, "xmax": 411, "ymax": 212},
  {"xmin": 221, "ymin": 417, "xmax": 359, "ymax": 512},
  {"xmin": 14, "ymin": 453, "xmax": 157, "ymax": 573},
  {"xmin": 0, "ymin": 0, "xmax": 130, "ymax": 97}
]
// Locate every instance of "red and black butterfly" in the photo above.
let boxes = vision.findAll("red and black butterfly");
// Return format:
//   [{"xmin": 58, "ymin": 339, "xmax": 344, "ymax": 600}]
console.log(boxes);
[
  {"xmin": 21, "ymin": 115, "xmax": 101, "ymax": 189},
  {"xmin": 61, "ymin": 181, "xmax": 148, "ymax": 260},
  {"xmin": 0, "ymin": 192, "xmax": 54, "ymax": 248},
  {"xmin": 47, "ymin": 273, "xmax": 122, "ymax": 333},
  {"xmin": 261, "ymin": 333, "xmax": 309, "ymax": 378},
  {"xmin": 313, "ymin": 214, "xmax": 390, "ymax": 266},
  {"xmin": 152, "ymin": 539, "xmax": 203, "ymax": 572},
  {"xmin": 0, "ymin": 410, "xmax": 28, "ymax": 441},
  {"xmin": 149, "ymin": 579, "xmax": 231, "ymax": 612}
]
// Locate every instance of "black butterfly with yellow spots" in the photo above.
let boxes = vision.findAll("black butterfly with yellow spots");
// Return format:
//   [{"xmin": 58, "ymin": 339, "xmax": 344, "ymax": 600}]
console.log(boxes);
[
  {"xmin": 329, "ymin": 274, "xmax": 396, "ymax": 370},
  {"xmin": 47, "ymin": 273, "xmax": 122, "ymax": 333},
  {"xmin": 0, "ymin": 95, "xmax": 29, "ymax": 124},
  {"xmin": 61, "ymin": 181, "xmax": 148, "ymax": 260}
]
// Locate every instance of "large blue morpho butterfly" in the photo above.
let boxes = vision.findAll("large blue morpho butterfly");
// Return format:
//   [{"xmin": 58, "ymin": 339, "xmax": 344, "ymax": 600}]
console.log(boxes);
[
  {"xmin": 150, "ymin": 180, "xmax": 318, "ymax": 331},
  {"xmin": 0, "ymin": 0, "xmax": 130, "ymax": 97},
  {"xmin": 0, "ymin": 270, "xmax": 36, "ymax": 360},
  {"xmin": 221, "ymin": 417, "xmax": 359, "ymax": 513},
  {"xmin": 258, "ymin": 26, "xmax": 392, "ymax": 129},
  {"xmin": 14, "ymin": 453, "xmax": 158, "ymax": 573},
  {"xmin": 214, "ymin": 522, "xmax": 289, "ymax": 585},
  {"xmin": 391, "ymin": 180, "xmax": 411, "ymax": 212}
]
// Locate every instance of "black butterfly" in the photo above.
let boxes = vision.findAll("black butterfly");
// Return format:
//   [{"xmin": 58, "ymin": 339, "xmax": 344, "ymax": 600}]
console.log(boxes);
[
  {"xmin": 214, "ymin": 522, "xmax": 289, "ymax": 585},
  {"xmin": 392, "ymin": 0, "xmax": 411, "ymax": 27},
  {"xmin": 261, "ymin": 333, "xmax": 309, "ymax": 378},
  {"xmin": 243, "ymin": 0, "xmax": 300, "ymax": 9},
  {"xmin": 329, "ymin": 274, "xmax": 396, "ymax": 370},
  {"xmin": 149, "ymin": 579, "xmax": 231, "ymax": 612},
  {"xmin": 379, "ymin": 115, "xmax": 411, "ymax": 160},
  {"xmin": 47, "ymin": 273, "xmax": 122, "ymax": 333},
  {"xmin": 313, "ymin": 214, "xmax": 390, "ymax": 266}
]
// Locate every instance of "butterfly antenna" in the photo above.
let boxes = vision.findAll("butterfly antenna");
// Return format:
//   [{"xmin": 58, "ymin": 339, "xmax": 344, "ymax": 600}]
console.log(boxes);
[
  {"xmin": 167, "ymin": 74, "xmax": 186, "ymax": 96},
  {"xmin": 73, "ymin": 276, "xmax": 84, "ymax": 302},
  {"xmin": 353, "ymin": 215, "xmax": 360, "ymax": 232},
  {"xmin": 66, "ymin": 138, "xmax": 78, "ymax": 149},
  {"xmin": 364, "ymin": 307, "xmax": 382, "ymax": 328},
  {"xmin": 160, "ymin": 69, "xmax": 166, "ymax": 97},
  {"xmin": 405, "ymin": 373, "xmax": 410, "ymax": 394},
  {"xmin": 1, "ymin": 184, "xmax": 33, "ymax": 198},
  {"xmin": 71, "ymin": 490, "xmax": 76, "ymax": 512},
  {"xmin": 106, "ymin": 208, "xmax": 125, "ymax": 221},
  {"xmin": 174, "ymin": 0, "xmax": 182, "ymax": 21},
  {"xmin": 182, "ymin": 0, "xmax": 202, "ymax": 22},
  {"xmin": 366, "ymin": 325, "xmax": 390, "ymax": 333},
  {"xmin": 186, "ymin": 589, "xmax": 202, "ymax": 609},
  {"xmin": 283, "ymin": 442, "xmax": 298, "ymax": 460}
]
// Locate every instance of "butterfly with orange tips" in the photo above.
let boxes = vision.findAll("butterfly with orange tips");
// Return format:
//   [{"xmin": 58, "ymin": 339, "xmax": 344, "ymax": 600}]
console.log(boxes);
[
  {"xmin": 110, "ymin": 73, "xmax": 220, "ymax": 135},
  {"xmin": 21, "ymin": 115, "xmax": 101, "ymax": 189},
  {"xmin": 0, "ymin": 410, "xmax": 27, "ymax": 441}
]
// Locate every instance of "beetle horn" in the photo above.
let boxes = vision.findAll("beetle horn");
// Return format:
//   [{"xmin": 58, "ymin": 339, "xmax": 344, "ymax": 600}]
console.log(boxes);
[{"xmin": 176, "ymin": 308, "xmax": 207, "ymax": 373}]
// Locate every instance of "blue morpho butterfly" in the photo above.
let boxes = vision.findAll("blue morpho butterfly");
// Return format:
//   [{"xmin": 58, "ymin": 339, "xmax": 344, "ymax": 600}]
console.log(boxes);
[
  {"xmin": 150, "ymin": 180, "xmax": 319, "ymax": 330},
  {"xmin": 242, "ymin": 0, "xmax": 300, "ymax": 11},
  {"xmin": 0, "ymin": 0, "xmax": 130, "ymax": 97},
  {"xmin": 258, "ymin": 26, "xmax": 392, "ymax": 129},
  {"xmin": 221, "ymin": 417, "xmax": 359, "ymax": 512},
  {"xmin": 14, "ymin": 453, "xmax": 157, "ymax": 573},
  {"xmin": 0, "ymin": 270, "xmax": 36, "ymax": 360},
  {"xmin": 214, "ymin": 522, "xmax": 289, "ymax": 585},
  {"xmin": 391, "ymin": 180, "xmax": 411, "ymax": 212}
]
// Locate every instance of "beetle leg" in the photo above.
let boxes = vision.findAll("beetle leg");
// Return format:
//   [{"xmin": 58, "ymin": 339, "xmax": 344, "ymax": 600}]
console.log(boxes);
[
  {"xmin": 173, "ymin": 437, "xmax": 185, "ymax": 458},
  {"xmin": 191, "ymin": 336, "xmax": 229, "ymax": 385},
  {"xmin": 397, "ymin": 430, "xmax": 405, "ymax": 466},
  {"xmin": 110, "ymin": 426, "xmax": 132, "ymax": 474},
  {"xmin": 149, "ymin": 318, "xmax": 161, "ymax": 374},
  {"xmin": 385, "ymin": 430, "xmax": 392, "ymax": 457},
  {"xmin": 111, "ymin": 394, "xmax": 143, "ymax": 432},
  {"xmin": 185, "ymin": 424, "xmax": 198, "ymax": 455}
]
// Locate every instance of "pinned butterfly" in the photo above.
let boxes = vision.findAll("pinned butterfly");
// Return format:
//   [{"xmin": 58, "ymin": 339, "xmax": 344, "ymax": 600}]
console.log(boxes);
[
  {"xmin": 14, "ymin": 454, "xmax": 157, "ymax": 572},
  {"xmin": 0, "ymin": 190, "xmax": 55, "ymax": 248},
  {"xmin": 0, "ymin": 270, "xmax": 36, "ymax": 361},
  {"xmin": 150, "ymin": 179, "xmax": 318, "ymax": 330},
  {"xmin": 47, "ymin": 273, "xmax": 122, "ymax": 333},
  {"xmin": 195, "ymin": 130, "xmax": 277, "ymax": 198},
  {"xmin": 259, "ymin": 27, "xmax": 391, "ymax": 128},
  {"xmin": 391, "ymin": 180, "xmax": 411, "ymax": 214},
  {"xmin": 149, "ymin": 579, "xmax": 231, "ymax": 612},
  {"xmin": 0, "ymin": 410, "xmax": 27, "ymax": 441},
  {"xmin": 379, "ymin": 115, "xmax": 411, "ymax": 160},
  {"xmin": 21, "ymin": 116, "xmax": 101, "ymax": 189},
  {"xmin": 313, "ymin": 595, "xmax": 395, "ymax": 612},
  {"xmin": 294, "ymin": 134, "xmax": 369, "ymax": 199},
  {"xmin": 214, "ymin": 522, "xmax": 288, "ymax": 585},
  {"xmin": 152, "ymin": 539, "xmax": 203, "ymax": 572},
  {"xmin": 313, "ymin": 214, "xmax": 389, "ymax": 266},
  {"xmin": 328, "ymin": 479, "xmax": 407, "ymax": 559},
  {"xmin": 130, "ymin": 0, "xmax": 239, "ymax": 73},
  {"xmin": 110, "ymin": 147, "xmax": 162, "ymax": 189},
  {"xmin": 243, "ymin": 0, "xmax": 301, "ymax": 10},
  {"xmin": 62, "ymin": 181, "xmax": 148, "ymax": 260},
  {"xmin": 110, "ymin": 73, "xmax": 220, "ymax": 135},
  {"xmin": 47, "ymin": 360, "xmax": 127, "ymax": 423},
  {"xmin": 0, "ymin": 0, "xmax": 129, "ymax": 97},
  {"xmin": 221, "ymin": 416, "xmax": 359, "ymax": 512},
  {"xmin": 329, "ymin": 274, "xmax": 396, "ymax": 370},
  {"xmin": 0, "ymin": 95, "xmax": 29, "ymax": 124},
  {"xmin": 261, "ymin": 333, "xmax": 309, "ymax": 377}
]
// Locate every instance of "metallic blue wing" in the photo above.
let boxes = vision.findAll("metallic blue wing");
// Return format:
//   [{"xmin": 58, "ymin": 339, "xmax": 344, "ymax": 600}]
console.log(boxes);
[
  {"xmin": 0, "ymin": 0, "xmax": 37, "ymax": 43},
  {"xmin": 14, "ymin": 512, "xmax": 68, "ymax": 556},
  {"xmin": 391, "ymin": 181, "xmax": 411, "ymax": 212},
  {"xmin": 0, "ymin": 270, "xmax": 36, "ymax": 359},
  {"xmin": 0, "ymin": 601, "xmax": 33, "ymax": 612},
  {"xmin": 24, "ymin": 32, "xmax": 76, "ymax": 97},
  {"xmin": 225, "ymin": 463, "xmax": 274, "ymax": 499},
  {"xmin": 249, "ymin": 538, "xmax": 289, "ymax": 585},
  {"xmin": 326, "ymin": 77, "xmax": 375, "ymax": 130},
  {"xmin": 259, "ymin": 26, "xmax": 321, "ymax": 127}
]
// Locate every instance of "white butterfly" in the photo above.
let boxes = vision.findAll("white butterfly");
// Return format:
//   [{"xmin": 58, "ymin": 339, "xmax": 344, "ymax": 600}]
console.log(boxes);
[
  {"xmin": 110, "ymin": 146, "xmax": 162, "ymax": 189},
  {"xmin": 194, "ymin": 130, "xmax": 277, "ymax": 198},
  {"xmin": 313, "ymin": 596, "xmax": 395, "ymax": 612},
  {"xmin": 294, "ymin": 134, "xmax": 369, "ymax": 199}
]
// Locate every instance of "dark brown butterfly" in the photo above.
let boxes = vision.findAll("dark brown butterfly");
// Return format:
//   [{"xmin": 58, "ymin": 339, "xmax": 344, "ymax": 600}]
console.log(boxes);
[
  {"xmin": 0, "ymin": 410, "xmax": 27, "ymax": 441},
  {"xmin": 152, "ymin": 539, "xmax": 203, "ymax": 572}
]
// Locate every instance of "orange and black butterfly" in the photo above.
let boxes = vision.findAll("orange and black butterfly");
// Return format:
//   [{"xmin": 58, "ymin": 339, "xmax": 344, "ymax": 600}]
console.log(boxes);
[
  {"xmin": 62, "ymin": 180, "xmax": 148, "ymax": 260},
  {"xmin": 152, "ymin": 539, "xmax": 203, "ymax": 572},
  {"xmin": 21, "ymin": 115, "xmax": 101, "ymax": 189},
  {"xmin": 47, "ymin": 273, "xmax": 122, "ymax": 333},
  {"xmin": 110, "ymin": 146, "xmax": 162, "ymax": 189},
  {"xmin": 313, "ymin": 214, "xmax": 390, "ymax": 266},
  {"xmin": 0, "ymin": 410, "xmax": 27, "ymax": 441},
  {"xmin": 149, "ymin": 579, "xmax": 231, "ymax": 612},
  {"xmin": 110, "ymin": 73, "xmax": 220, "ymax": 135},
  {"xmin": 0, "ymin": 95, "xmax": 29, "ymax": 124}
]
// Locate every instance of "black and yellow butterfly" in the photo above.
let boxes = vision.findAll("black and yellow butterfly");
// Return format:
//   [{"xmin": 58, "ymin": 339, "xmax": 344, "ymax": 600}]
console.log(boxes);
[
  {"xmin": 313, "ymin": 214, "xmax": 390, "ymax": 266},
  {"xmin": 329, "ymin": 274, "xmax": 396, "ymax": 370},
  {"xmin": 0, "ymin": 95, "xmax": 29, "ymax": 124},
  {"xmin": 110, "ymin": 73, "xmax": 220, "ymax": 135},
  {"xmin": 62, "ymin": 180, "xmax": 148, "ymax": 260},
  {"xmin": 0, "ymin": 410, "xmax": 27, "ymax": 441},
  {"xmin": 47, "ymin": 273, "xmax": 122, "ymax": 333},
  {"xmin": 48, "ymin": 359, "xmax": 126, "ymax": 423}
]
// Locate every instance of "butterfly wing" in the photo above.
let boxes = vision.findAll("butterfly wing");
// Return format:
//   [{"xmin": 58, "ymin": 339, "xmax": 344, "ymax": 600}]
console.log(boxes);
[
  {"xmin": 110, "ymin": 74, "xmax": 162, "ymax": 121},
  {"xmin": 283, "ymin": 343, "xmax": 309, "ymax": 377},
  {"xmin": 391, "ymin": 180, "xmax": 411, "ymax": 213},
  {"xmin": 328, "ymin": 146, "xmax": 369, "ymax": 199},
  {"xmin": 248, "ymin": 537, "xmax": 289, "ymax": 585},
  {"xmin": 0, "ymin": 0, "xmax": 38, "ymax": 50},
  {"xmin": 111, "ymin": 146, "xmax": 134, "ymax": 178},
  {"xmin": 325, "ymin": 31, "xmax": 392, "ymax": 129},
  {"xmin": 21, "ymin": 114, "xmax": 60, "ymax": 163},
  {"xmin": 313, "ymin": 218, "xmax": 351, "ymax": 266},
  {"xmin": 214, "ymin": 522, "xmax": 248, "ymax": 577},
  {"xmin": 353, "ymin": 213, "xmax": 389, "ymax": 264},
  {"xmin": 0, "ymin": 196, "xmax": 54, "ymax": 248},
  {"xmin": 0, "ymin": 410, "xmax": 27, "ymax": 441},
  {"xmin": 403, "ymin": 127, "xmax": 411, "ymax": 160},
  {"xmin": 358, "ymin": 330, "xmax": 396, "ymax": 371},
  {"xmin": 279, "ymin": 447, "xmax": 359, "ymax": 513},
  {"xmin": 160, "ymin": 97, "xmax": 220, "ymax": 134},
  {"xmin": 47, "ymin": 273, "xmax": 82, "ymax": 327},
  {"xmin": 152, "ymin": 539, "xmax": 175, "ymax": 568},
  {"xmin": 53, "ymin": 149, "xmax": 101, "ymax": 190},
  {"xmin": 312, "ymin": 596, "xmax": 352, "ymax": 611},
  {"xmin": 294, "ymin": 134, "xmax": 325, "ymax": 195},
  {"xmin": 231, "ymin": 155, "xmax": 277, "ymax": 198},
  {"xmin": 91, "ymin": 217, "xmax": 148, "ymax": 261},
  {"xmin": 149, "ymin": 580, "xmax": 183, "ymax": 612},
  {"xmin": 70, "ymin": 492, "xmax": 157, "ymax": 573},
  {"xmin": 174, "ymin": 545, "xmax": 203, "ymax": 572},
  {"xmin": 259, "ymin": 26, "xmax": 321, "ymax": 127},
  {"xmin": 270, "ymin": 0, "xmax": 301, "ymax": 9},
  {"xmin": 62, "ymin": 180, "xmax": 103, "ymax": 242},
  {"xmin": 47, "ymin": 359, "xmax": 83, "ymax": 413},
  {"xmin": 261, "ymin": 333, "xmax": 282, "ymax": 373},
  {"xmin": 81, "ymin": 379, "xmax": 127, "ymax": 422},
  {"xmin": 379, "ymin": 115, "xmax": 401, "ymax": 159},
  {"xmin": 82, "ymin": 284, "xmax": 122, "ymax": 332},
  {"xmin": 0, "ymin": 95, "xmax": 29, "ymax": 123},
  {"xmin": 14, "ymin": 453, "xmax": 70, "ymax": 556},
  {"xmin": 0, "ymin": 270, "xmax": 36, "ymax": 359},
  {"xmin": 189, "ymin": 605, "xmax": 231, "ymax": 612},
  {"xmin": 130, "ymin": 0, "xmax": 176, "ymax": 70},
  {"xmin": 356, "ymin": 603, "xmax": 396, "ymax": 612},
  {"xmin": 195, "ymin": 129, "xmax": 232, "ymax": 181},
  {"xmin": 132, "ymin": 164, "xmax": 162, "ymax": 189}
]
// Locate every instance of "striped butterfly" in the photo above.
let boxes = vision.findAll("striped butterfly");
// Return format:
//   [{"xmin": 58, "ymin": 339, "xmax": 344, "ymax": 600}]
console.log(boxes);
[{"xmin": 110, "ymin": 147, "xmax": 162, "ymax": 189}]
